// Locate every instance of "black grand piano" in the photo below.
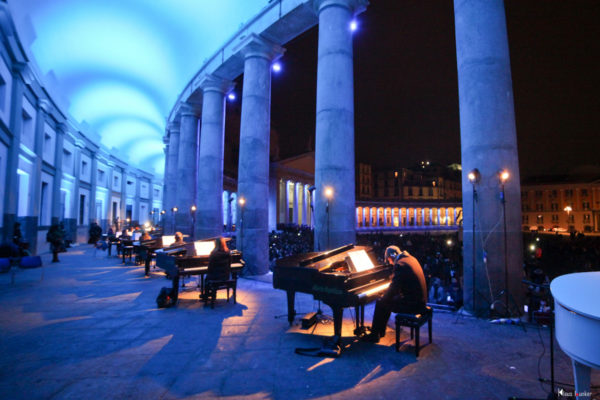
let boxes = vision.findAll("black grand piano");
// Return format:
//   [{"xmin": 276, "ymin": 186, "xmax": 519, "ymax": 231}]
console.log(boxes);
[
  {"xmin": 273, "ymin": 244, "xmax": 393, "ymax": 348},
  {"xmin": 155, "ymin": 239, "xmax": 244, "ymax": 301}
]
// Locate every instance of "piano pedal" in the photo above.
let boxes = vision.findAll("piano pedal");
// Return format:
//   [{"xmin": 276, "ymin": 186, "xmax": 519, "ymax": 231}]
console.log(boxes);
[{"xmin": 301, "ymin": 312, "xmax": 318, "ymax": 329}]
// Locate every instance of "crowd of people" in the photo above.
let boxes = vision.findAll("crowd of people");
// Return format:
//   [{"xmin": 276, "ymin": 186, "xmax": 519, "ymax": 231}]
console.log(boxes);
[{"xmin": 268, "ymin": 225, "xmax": 314, "ymax": 264}]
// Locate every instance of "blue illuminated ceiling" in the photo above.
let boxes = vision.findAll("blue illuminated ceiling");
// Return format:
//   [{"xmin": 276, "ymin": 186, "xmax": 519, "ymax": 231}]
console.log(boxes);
[{"xmin": 8, "ymin": 0, "xmax": 269, "ymax": 175}]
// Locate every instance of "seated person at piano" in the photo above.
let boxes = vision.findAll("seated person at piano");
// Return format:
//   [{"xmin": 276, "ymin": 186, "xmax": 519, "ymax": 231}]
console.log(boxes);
[
  {"xmin": 362, "ymin": 246, "xmax": 428, "ymax": 343},
  {"xmin": 170, "ymin": 232, "xmax": 185, "ymax": 247},
  {"xmin": 206, "ymin": 238, "xmax": 231, "ymax": 282},
  {"xmin": 141, "ymin": 231, "xmax": 152, "ymax": 241}
]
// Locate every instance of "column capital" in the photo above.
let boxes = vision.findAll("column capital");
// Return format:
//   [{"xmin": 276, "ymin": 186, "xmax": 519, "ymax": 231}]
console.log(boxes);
[
  {"xmin": 38, "ymin": 98, "xmax": 53, "ymax": 114},
  {"xmin": 200, "ymin": 74, "xmax": 235, "ymax": 95},
  {"xmin": 178, "ymin": 102, "xmax": 201, "ymax": 118},
  {"xmin": 312, "ymin": 0, "xmax": 368, "ymax": 14},
  {"xmin": 235, "ymin": 33, "xmax": 285, "ymax": 61},
  {"xmin": 167, "ymin": 121, "xmax": 180, "ymax": 135},
  {"xmin": 56, "ymin": 122, "xmax": 69, "ymax": 135}
]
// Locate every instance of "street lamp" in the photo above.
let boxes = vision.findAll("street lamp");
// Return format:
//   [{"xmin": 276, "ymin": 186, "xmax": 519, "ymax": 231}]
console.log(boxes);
[
  {"xmin": 468, "ymin": 168, "xmax": 480, "ymax": 314},
  {"xmin": 171, "ymin": 207, "xmax": 178, "ymax": 234},
  {"xmin": 564, "ymin": 205, "xmax": 572, "ymax": 232},
  {"xmin": 498, "ymin": 169, "xmax": 510, "ymax": 316},
  {"xmin": 160, "ymin": 210, "xmax": 166, "ymax": 232},
  {"xmin": 238, "ymin": 197, "xmax": 245, "ymax": 253},
  {"xmin": 324, "ymin": 186, "xmax": 333, "ymax": 249},
  {"xmin": 190, "ymin": 205, "xmax": 197, "ymax": 239}
]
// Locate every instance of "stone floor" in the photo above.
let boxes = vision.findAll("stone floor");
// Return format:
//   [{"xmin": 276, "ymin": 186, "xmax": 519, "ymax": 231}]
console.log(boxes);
[{"xmin": 0, "ymin": 245, "xmax": 598, "ymax": 400}]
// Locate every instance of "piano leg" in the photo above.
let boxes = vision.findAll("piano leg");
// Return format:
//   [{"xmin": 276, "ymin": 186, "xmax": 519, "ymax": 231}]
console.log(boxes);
[
  {"xmin": 572, "ymin": 360, "xmax": 591, "ymax": 400},
  {"xmin": 286, "ymin": 291, "xmax": 296, "ymax": 325},
  {"xmin": 332, "ymin": 307, "xmax": 343, "ymax": 338},
  {"xmin": 171, "ymin": 275, "xmax": 180, "ymax": 302}
]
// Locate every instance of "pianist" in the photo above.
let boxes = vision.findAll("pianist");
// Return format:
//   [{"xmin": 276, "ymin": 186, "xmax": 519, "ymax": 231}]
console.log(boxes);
[
  {"xmin": 170, "ymin": 232, "xmax": 185, "ymax": 247},
  {"xmin": 362, "ymin": 246, "xmax": 428, "ymax": 343},
  {"xmin": 207, "ymin": 237, "xmax": 231, "ymax": 282}
]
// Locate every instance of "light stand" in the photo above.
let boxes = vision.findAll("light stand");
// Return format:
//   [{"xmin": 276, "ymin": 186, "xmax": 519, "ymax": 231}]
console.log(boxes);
[
  {"xmin": 238, "ymin": 197, "xmax": 245, "ymax": 254},
  {"xmin": 171, "ymin": 207, "xmax": 178, "ymax": 234},
  {"xmin": 160, "ymin": 210, "xmax": 166, "ymax": 233},
  {"xmin": 190, "ymin": 205, "xmax": 196, "ymax": 240},
  {"xmin": 468, "ymin": 169, "xmax": 480, "ymax": 315},
  {"xmin": 500, "ymin": 170, "xmax": 510, "ymax": 315},
  {"xmin": 324, "ymin": 187, "xmax": 333, "ymax": 250}
]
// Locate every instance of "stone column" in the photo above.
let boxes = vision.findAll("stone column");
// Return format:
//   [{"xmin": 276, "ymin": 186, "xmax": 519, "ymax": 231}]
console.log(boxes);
[
  {"xmin": 51, "ymin": 123, "xmax": 66, "ymax": 225},
  {"xmin": 455, "ymin": 0, "xmax": 523, "ymax": 314},
  {"xmin": 71, "ymin": 143, "xmax": 83, "ymax": 240},
  {"xmin": 88, "ymin": 152, "xmax": 98, "ymax": 224},
  {"xmin": 236, "ymin": 34, "xmax": 284, "ymax": 275},
  {"xmin": 120, "ymin": 168, "xmax": 127, "ymax": 230},
  {"xmin": 293, "ymin": 182, "xmax": 299, "ymax": 225},
  {"xmin": 284, "ymin": 181, "xmax": 290, "ymax": 224},
  {"xmin": 134, "ymin": 175, "xmax": 141, "ymax": 225},
  {"xmin": 175, "ymin": 103, "xmax": 200, "ymax": 235},
  {"xmin": 195, "ymin": 76, "xmax": 233, "ymax": 239},
  {"xmin": 1, "ymin": 69, "xmax": 24, "ymax": 242},
  {"xmin": 314, "ymin": 0, "xmax": 367, "ymax": 250},
  {"xmin": 162, "ymin": 137, "xmax": 169, "ymax": 210},
  {"xmin": 164, "ymin": 124, "xmax": 179, "ymax": 223},
  {"xmin": 27, "ymin": 99, "xmax": 49, "ymax": 252}
]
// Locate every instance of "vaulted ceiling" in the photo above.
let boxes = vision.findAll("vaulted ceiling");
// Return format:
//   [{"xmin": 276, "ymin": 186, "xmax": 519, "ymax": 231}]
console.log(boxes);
[{"xmin": 8, "ymin": 0, "xmax": 268, "ymax": 175}]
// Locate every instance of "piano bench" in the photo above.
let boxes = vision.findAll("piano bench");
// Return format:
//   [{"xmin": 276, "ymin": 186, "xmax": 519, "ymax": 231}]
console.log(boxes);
[
  {"xmin": 203, "ymin": 279, "xmax": 237, "ymax": 309},
  {"xmin": 122, "ymin": 246, "xmax": 134, "ymax": 263},
  {"xmin": 394, "ymin": 306, "xmax": 433, "ymax": 358}
]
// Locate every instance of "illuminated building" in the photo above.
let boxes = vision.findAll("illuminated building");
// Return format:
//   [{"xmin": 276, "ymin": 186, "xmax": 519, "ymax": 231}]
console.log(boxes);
[{"xmin": 521, "ymin": 177, "xmax": 600, "ymax": 233}]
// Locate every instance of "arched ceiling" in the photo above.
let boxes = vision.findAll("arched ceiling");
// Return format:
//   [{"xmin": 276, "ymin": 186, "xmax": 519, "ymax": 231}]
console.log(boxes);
[{"xmin": 8, "ymin": 0, "xmax": 269, "ymax": 175}]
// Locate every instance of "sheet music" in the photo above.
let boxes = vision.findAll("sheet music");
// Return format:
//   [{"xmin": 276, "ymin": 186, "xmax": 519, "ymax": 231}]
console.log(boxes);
[
  {"xmin": 162, "ymin": 235, "xmax": 175, "ymax": 246},
  {"xmin": 194, "ymin": 240, "xmax": 215, "ymax": 256},
  {"xmin": 346, "ymin": 250, "xmax": 375, "ymax": 273}
]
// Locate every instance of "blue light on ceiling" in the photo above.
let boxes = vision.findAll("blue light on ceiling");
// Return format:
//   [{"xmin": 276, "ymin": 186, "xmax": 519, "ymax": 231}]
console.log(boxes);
[{"xmin": 8, "ymin": 0, "xmax": 269, "ymax": 175}]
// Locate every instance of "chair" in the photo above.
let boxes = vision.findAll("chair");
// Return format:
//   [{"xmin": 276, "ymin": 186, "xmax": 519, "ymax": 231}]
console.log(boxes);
[
  {"xmin": 203, "ymin": 255, "xmax": 236, "ymax": 309},
  {"xmin": 394, "ymin": 306, "xmax": 433, "ymax": 357}
]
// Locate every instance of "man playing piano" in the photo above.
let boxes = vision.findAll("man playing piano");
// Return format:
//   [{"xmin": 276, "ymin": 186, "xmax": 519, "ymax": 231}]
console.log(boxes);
[{"xmin": 362, "ymin": 246, "xmax": 428, "ymax": 343}]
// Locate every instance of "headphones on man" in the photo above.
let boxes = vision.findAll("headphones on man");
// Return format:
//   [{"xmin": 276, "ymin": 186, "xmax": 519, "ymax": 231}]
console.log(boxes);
[{"xmin": 384, "ymin": 245, "xmax": 408, "ymax": 265}]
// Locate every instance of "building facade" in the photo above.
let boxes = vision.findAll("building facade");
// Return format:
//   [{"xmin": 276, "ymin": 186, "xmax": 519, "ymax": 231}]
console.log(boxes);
[
  {"xmin": 521, "ymin": 178, "xmax": 600, "ymax": 233},
  {"xmin": 0, "ymin": 10, "xmax": 162, "ymax": 254}
]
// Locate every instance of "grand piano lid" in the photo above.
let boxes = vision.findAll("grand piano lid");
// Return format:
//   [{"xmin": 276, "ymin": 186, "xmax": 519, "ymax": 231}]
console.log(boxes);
[{"xmin": 551, "ymin": 271, "xmax": 600, "ymax": 321}]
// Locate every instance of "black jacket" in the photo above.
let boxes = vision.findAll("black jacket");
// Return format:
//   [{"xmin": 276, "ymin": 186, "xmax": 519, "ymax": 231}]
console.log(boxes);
[
  {"xmin": 207, "ymin": 249, "xmax": 231, "ymax": 281},
  {"xmin": 384, "ymin": 252, "xmax": 428, "ymax": 310}
]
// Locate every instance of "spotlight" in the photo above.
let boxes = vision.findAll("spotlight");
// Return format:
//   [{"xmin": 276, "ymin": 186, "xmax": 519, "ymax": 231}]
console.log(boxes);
[
  {"xmin": 447, "ymin": 239, "xmax": 453, "ymax": 246},
  {"xmin": 239, "ymin": 197, "xmax": 246, "ymax": 206},
  {"xmin": 499, "ymin": 169, "xmax": 510, "ymax": 184},
  {"xmin": 529, "ymin": 244, "xmax": 536, "ymax": 252},
  {"xmin": 324, "ymin": 187, "xmax": 334, "ymax": 199},
  {"xmin": 272, "ymin": 62, "xmax": 282, "ymax": 73},
  {"xmin": 350, "ymin": 19, "xmax": 358, "ymax": 32},
  {"xmin": 190, "ymin": 205, "xmax": 196, "ymax": 212},
  {"xmin": 468, "ymin": 168, "xmax": 481, "ymax": 184},
  {"xmin": 227, "ymin": 93, "xmax": 236, "ymax": 101}
]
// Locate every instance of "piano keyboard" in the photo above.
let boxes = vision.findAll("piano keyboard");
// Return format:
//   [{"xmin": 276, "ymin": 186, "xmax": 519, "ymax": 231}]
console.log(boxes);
[{"xmin": 358, "ymin": 282, "xmax": 390, "ymax": 299}]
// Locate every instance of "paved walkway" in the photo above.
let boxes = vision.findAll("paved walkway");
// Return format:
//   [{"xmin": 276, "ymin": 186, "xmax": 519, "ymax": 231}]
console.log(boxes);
[{"xmin": 0, "ymin": 245, "xmax": 597, "ymax": 399}]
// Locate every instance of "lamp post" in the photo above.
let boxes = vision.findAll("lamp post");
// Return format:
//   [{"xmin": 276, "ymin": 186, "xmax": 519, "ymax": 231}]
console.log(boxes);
[
  {"xmin": 160, "ymin": 210, "xmax": 166, "ymax": 233},
  {"xmin": 563, "ymin": 205, "xmax": 572, "ymax": 232},
  {"xmin": 468, "ymin": 168, "xmax": 480, "ymax": 314},
  {"xmin": 324, "ymin": 187, "xmax": 333, "ymax": 249},
  {"xmin": 499, "ymin": 169, "xmax": 510, "ymax": 315},
  {"xmin": 190, "ymin": 205, "xmax": 196, "ymax": 240},
  {"xmin": 150, "ymin": 210, "xmax": 155, "ymax": 227},
  {"xmin": 171, "ymin": 207, "xmax": 178, "ymax": 234},
  {"xmin": 238, "ymin": 197, "xmax": 245, "ymax": 253}
]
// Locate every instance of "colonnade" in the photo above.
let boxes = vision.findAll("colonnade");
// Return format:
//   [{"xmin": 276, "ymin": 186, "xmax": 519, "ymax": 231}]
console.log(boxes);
[
  {"xmin": 163, "ymin": 0, "xmax": 524, "ymax": 311},
  {"xmin": 277, "ymin": 180, "xmax": 313, "ymax": 227},
  {"xmin": 356, "ymin": 206, "xmax": 461, "ymax": 229}
]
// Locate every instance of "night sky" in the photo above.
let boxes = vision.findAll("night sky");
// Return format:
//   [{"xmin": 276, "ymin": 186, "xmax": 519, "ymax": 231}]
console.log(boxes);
[{"xmin": 264, "ymin": 0, "xmax": 600, "ymax": 179}]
